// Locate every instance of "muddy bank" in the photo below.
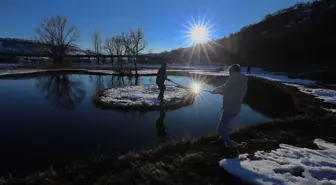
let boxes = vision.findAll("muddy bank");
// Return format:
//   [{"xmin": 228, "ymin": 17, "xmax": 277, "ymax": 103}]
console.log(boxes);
[{"xmin": 244, "ymin": 77, "xmax": 333, "ymax": 119}]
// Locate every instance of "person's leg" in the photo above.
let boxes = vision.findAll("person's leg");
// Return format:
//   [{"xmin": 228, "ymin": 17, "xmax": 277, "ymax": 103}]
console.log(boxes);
[
  {"xmin": 158, "ymin": 83, "xmax": 164, "ymax": 101},
  {"xmin": 217, "ymin": 111, "xmax": 237, "ymax": 147},
  {"xmin": 162, "ymin": 84, "xmax": 166, "ymax": 100}
]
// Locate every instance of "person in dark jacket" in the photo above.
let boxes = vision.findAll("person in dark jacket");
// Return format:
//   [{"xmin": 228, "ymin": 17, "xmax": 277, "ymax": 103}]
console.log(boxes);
[
  {"xmin": 156, "ymin": 63, "xmax": 168, "ymax": 102},
  {"xmin": 247, "ymin": 66, "xmax": 251, "ymax": 74}
]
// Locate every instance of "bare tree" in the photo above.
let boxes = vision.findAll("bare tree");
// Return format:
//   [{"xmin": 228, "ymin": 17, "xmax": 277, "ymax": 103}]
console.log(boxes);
[
  {"xmin": 92, "ymin": 28, "xmax": 103, "ymax": 64},
  {"xmin": 121, "ymin": 28, "xmax": 147, "ymax": 75},
  {"xmin": 36, "ymin": 15, "xmax": 79, "ymax": 64},
  {"xmin": 104, "ymin": 36, "xmax": 124, "ymax": 68}
]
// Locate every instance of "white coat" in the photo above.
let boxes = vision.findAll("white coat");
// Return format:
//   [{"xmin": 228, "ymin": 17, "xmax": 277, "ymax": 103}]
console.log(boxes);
[{"xmin": 212, "ymin": 72, "xmax": 248, "ymax": 115}]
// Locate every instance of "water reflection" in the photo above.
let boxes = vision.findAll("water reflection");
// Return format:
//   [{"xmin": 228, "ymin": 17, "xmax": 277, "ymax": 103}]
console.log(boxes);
[
  {"xmin": 156, "ymin": 106, "xmax": 169, "ymax": 142},
  {"xmin": 0, "ymin": 74, "xmax": 276, "ymax": 176},
  {"xmin": 36, "ymin": 75, "xmax": 86, "ymax": 109},
  {"xmin": 90, "ymin": 75, "xmax": 140, "ymax": 92}
]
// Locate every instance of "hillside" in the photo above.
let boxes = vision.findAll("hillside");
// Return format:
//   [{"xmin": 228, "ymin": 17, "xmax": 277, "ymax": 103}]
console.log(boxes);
[
  {"xmin": 0, "ymin": 38, "xmax": 89, "ymax": 56},
  {"xmin": 160, "ymin": 0, "xmax": 336, "ymax": 71}
]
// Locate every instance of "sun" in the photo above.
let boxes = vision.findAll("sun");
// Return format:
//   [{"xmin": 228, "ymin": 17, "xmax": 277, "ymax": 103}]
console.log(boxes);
[
  {"xmin": 189, "ymin": 24, "xmax": 209, "ymax": 44},
  {"xmin": 182, "ymin": 16, "xmax": 216, "ymax": 46},
  {"xmin": 190, "ymin": 82, "xmax": 201, "ymax": 94}
]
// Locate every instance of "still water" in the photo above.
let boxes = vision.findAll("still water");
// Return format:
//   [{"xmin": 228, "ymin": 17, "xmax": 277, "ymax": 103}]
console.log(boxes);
[{"xmin": 0, "ymin": 74, "xmax": 271, "ymax": 175}]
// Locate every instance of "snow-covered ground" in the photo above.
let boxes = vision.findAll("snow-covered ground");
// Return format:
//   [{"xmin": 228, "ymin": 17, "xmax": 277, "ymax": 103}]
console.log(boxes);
[
  {"xmin": 99, "ymin": 84, "xmax": 189, "ymax": 107},
  {"xmin": 0, "ymin": 69, "xmax": 46, "ymax": 76},
  {"xmin": 220, "ymin": 139, "xmax": 336, "ymax": 185},
  {"xmin": 187, "ymin": 69, "xmax": 316, "ymax": 86},
  {"xmin": 286, "ymin": 84, "xmax": 336, "ymax": 105},
  {"xmin": 85, "ymin": 70, "xmax": 117, "ymax": 75},
  {"xmin": 190, "ymin": 70, "xmax": 230, "ymax": 76}
]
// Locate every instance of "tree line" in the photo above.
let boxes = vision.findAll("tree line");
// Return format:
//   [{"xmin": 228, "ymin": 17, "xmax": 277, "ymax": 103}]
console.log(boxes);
[
  {"xmin": 159, "ymin": 0, "xmax": 336, "ymax": 71},
  {"xmin": 35, "ymin": 15, "xmax": 147, "ymax": 74}
]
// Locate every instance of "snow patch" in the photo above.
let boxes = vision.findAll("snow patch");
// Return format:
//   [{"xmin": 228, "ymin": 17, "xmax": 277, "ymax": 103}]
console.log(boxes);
[
  {"xmin": 324, "ymin": 108, "xmax": 336, "ymax": 113},
  {"xmin": 252, "ymin": 73, "xmax": 316, "ymax": 86},
  {"xmin": 190, "ymin": 71, "xmax": 230, "ymax": 76},
  {"xmin": 286, "ymin": 84, "xmax": 336, "ymax": 104},
  {"xmin": 135, "ymin": 69, "xmax": 198, "ymax": 75},
  {"xmin": 185, "ymin": 70, "xmax": 316, "ymax": 86},
  {"xmin": 0, "ymin": 69, "xmax": 46, "ymax": 76},
  {"xmin": 85, "ymin": 70, "xmax": 117, "ymax": 75},
  {"xmin": 99, "ymin": 84, "xmax": 190, "ymax": 107},
  {"xmin": 220, "ymin": 139, "xmax": 336, "ymax": 185}
]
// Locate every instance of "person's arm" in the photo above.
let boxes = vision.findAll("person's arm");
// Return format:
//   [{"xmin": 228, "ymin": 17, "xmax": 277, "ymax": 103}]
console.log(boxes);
[
  {"xmin": 211, "ymin": 78, "xmax": 232, "ymax": 94},
  {"xmin": 211, "ymin": 84, "xmax": 226, "ymax": 94}
]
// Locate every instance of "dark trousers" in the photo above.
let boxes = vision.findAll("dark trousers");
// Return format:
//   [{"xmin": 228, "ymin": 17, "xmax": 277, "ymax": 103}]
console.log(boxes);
[{"xmin": 157, "ymin": 82, "xmax": 166, "ymax": 101}]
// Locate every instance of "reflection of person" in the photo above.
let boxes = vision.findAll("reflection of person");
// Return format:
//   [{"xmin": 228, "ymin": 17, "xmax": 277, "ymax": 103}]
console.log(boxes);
[
  {"xmin": 156, "ymin": 63, "xmax": 168, "ymax": 103},
  {"xmin": 156, "ymin": 106, "xmax": 168, "ymax": 142},
  {"xmin": 211, "ymin": 64, "xmax": 248, "ymax": 147}
]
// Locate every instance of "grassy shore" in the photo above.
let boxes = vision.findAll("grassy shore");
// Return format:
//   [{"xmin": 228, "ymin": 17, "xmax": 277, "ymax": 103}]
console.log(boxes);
[{"xmin": 0, "ymin": 68, "xmax": 335, "ymax": 184}]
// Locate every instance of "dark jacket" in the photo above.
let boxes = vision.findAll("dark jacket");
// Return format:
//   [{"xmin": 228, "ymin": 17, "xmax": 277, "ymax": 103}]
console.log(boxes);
[{"xmin": 156, "ymin": 67, "xmax": 167, "ymax": 85}]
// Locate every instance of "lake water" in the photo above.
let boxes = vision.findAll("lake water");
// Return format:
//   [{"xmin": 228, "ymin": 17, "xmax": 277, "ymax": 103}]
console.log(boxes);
[{"xmin": 0, "ymin": 73, "xmax": 272, "ymax": 176}]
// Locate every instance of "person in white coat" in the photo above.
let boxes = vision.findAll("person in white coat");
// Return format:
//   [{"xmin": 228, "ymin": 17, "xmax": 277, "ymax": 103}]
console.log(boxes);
[{"xmin": 211, "ymin": 64, "xmax": 248, "ymax": 147}]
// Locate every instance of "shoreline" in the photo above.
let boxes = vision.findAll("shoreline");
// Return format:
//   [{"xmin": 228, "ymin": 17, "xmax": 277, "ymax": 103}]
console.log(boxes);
[{"xmin": 0, "ymin": 68, "xmax": 335, "ymax": 184}]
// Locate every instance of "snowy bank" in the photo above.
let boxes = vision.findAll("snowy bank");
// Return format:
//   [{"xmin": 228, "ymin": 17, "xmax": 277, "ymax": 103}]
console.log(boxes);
[
  {"xmin": 93, "ymin": 84, "xmax": 196, "ymax": 110},
  {"xmin": 0, "ymin": 69, "xmax": 46, "ymax": 76},
  {"xmin": 0, "ymin": 69, "xmax": 119, "ymax": 77},
  {"xmin": 85, "ymin": 70, "xmax": 117, "ymax": 75},
  {"xmin": 286, "ymin": 84, "xmax": 336, "ymax": 105},
  {"xmin": 188, "ymin": 70, "xmax": 317, "ymax": 86},
  {"xmin": 189, "ymin": 70, "xmax": 230, "ymax": 76},
  {"xmin": 249, "ymin": 72, "xmax": 317, "ymax": 86},
  {"xmin": 130, "ymin": 69, "xmax": 198, "ymax": 75},
  {"xmin": 220, "ymin": 139, "xmax": 336, "ymax": 185}
]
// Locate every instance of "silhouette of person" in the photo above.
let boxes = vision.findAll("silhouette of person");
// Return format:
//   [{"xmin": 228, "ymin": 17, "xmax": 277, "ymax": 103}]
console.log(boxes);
[
  {"xmin": 211, "ymin": 64, "xmax": 248, "ymax": 148},
  {"xmin": 247, "ymin": 66, "xmax": 251, "ymax": 74},
  {"xmin": 156, "ymin": 63, "xmax": 168, "ymax": 103},
  {"xmin": 155, "ymin": 106, "xmax": 168, "ymax": 142}
]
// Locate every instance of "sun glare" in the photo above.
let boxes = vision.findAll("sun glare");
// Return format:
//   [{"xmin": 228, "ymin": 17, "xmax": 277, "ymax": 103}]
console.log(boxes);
[
  {"xmin": 190, "ymin": 82, "xmax": 201, "ymax": 94},
  {"xmin": 189, "ymin": 25, "xmax": 209, "ymax": 44},
  {"xmin": 182, "ymin": 16, "xmax": 215, "ymax": 45}
]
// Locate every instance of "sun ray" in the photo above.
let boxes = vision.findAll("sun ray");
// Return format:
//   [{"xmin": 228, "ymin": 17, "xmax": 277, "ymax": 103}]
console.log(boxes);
[{"xmin": 178, "ymin": 15, "xmax": 222, "ymax": 65}]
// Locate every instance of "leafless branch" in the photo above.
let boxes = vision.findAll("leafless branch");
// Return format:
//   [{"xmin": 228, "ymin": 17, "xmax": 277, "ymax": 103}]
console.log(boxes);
[
  {"xmin": 35, "ymin": 15, "xmax": 79, "ymax": 63},
  {"xmin": 92, "ymin": 28, "xmax": 103, "ymax": 54}
]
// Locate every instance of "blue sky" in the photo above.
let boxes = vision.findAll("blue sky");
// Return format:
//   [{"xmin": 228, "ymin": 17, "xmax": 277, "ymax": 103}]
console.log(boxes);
[{"xmin": 1, "ymin": 0, "xmax": 310, "ymax": 52}]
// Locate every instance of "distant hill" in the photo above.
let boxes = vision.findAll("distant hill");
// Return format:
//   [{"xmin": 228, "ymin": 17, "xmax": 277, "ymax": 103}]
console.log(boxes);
[
  {"xmin": 0, "ymin": 38, "xmax": 89, "ymax": 56},
  {"xmin": 159, "ymin": 0, "xmax": 336, "ymax": 71}
]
